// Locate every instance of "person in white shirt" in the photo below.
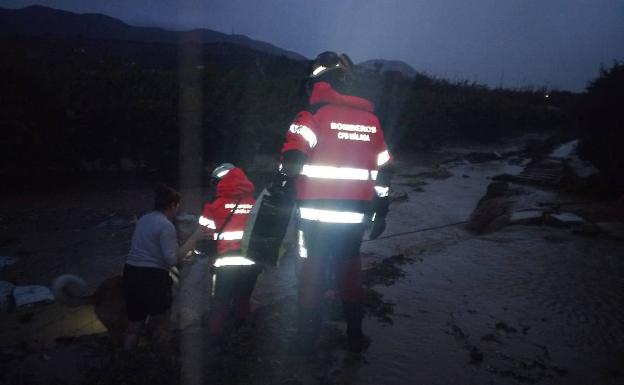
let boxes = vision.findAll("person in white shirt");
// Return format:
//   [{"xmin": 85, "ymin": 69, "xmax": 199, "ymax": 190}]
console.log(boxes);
[{"xmin": 123, "ymin": 183, "xmax": 208, "ymax": 351}]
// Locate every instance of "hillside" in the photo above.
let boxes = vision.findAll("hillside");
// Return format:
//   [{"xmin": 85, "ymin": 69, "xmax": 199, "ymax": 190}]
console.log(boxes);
[
  {"xmin": 359, "ymin": 59, "xmax": 419, "ymax": 78},
  {"xmin": 0, "ymin": 5, "xmax": 307, "ymax": 61},
  {"xmin": 0, "ymin": 5, "xmax": 576, "ymax": 192}
]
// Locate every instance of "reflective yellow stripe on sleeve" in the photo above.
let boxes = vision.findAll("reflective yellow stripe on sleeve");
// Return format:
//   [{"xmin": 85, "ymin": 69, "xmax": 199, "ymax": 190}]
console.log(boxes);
[{"xmin": 299, "ymin": 207, "xmax": 365, "ymax": 223}]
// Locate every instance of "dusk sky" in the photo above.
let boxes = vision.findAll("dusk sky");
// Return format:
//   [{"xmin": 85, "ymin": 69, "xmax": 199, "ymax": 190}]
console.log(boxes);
[{"xmin": 2, "ymin": 0, "xmax": 623, "ymax": 91}]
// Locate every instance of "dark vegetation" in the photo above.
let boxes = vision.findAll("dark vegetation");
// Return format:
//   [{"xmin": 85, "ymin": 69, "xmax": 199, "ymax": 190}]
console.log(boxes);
[
  {"xmin": 577, "ymin": 62, "xmax": 624, "ymax": 195},
  {"xmin": 0, "ymin": 6, "xmax": 595, "ymax": 193},
  {"xmin": 0, "ymin": 35, "xmax": 574, "ymax": 192},
  {"xmin": 353, "ymin": 69, "xmax": 575, "ymax": 152},
  {"xmin": 0, "ymin": 37, "xmax": 306, "ymax": 190}
]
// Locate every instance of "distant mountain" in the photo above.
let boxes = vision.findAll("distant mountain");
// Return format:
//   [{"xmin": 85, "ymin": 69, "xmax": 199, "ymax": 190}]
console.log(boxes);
[
  {"xmin": 359, "ymin": 59, "xmax": 418, "ymax": 78},
  {"xmin": 0, "ymin": 5, "xmax": 307, "ymax": 61}
]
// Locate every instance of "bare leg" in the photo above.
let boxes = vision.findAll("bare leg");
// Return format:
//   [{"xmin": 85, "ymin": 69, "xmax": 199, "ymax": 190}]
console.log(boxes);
[
  {"xmin": 147, "ymin": 311, "xmax": 174, "ymax": 365},
  {"xmin": 123, "ymin": 321, "xmax": 143, "ymax": 351},
  {"xmin": 148, "ymin": 311, "xmax": 172, "ymax": 345}
]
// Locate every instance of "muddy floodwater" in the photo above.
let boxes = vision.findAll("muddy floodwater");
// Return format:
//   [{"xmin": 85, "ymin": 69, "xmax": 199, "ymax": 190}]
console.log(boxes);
[
  {"xmin": 1, "ymin": 148, "xmax": 623, "ymax": 385},
  {"xmin": 352, "ymin": 158, "xmax": 624, "ymax": 385},
  {"xmin": 244, "ymin": 155, "xmax": 624, "ymax": 385}
]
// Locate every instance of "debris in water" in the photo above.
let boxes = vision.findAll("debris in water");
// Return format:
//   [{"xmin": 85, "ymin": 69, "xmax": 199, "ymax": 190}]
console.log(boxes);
[
  {"xmin": 509, "ymin": 210, "xmax": 543, "ymax": 224},
  {"xmin": 363, "ymin": 288, "xmax": 395, "ymax": 324},
  {"xmin": 362, "ymin": 254, "xmax": 415, "ymax": 287},
  {"xmin": 469, "ymin": 346, "xmax": 484, "ymax": 364},
  {"xmin": 596, "ymin": 222, "xmax": 624, "ymax": 239},
  {"xmin": 0, "ymin": 256, "xmax": 18, "ymax": 269},
  {"xmin": 549, "ymin": 139, "xmax": 578, "ymax": 159},
  {"xmin": 464, "ymin": 152, "xmax": 503, "ymax": 163},
  {"xmin": 0, "ymin": 236, "xmax": 20, "ymax": 247},
  {"xmin": 390, "ymin": 191, "xmax": 409, "ymax": 202},
  {"xmin": 13, "ymin": 285, "xmax": 54, "ymax": 307},
  {"xmin": 415, "ymin": 167, "xmax": 452, "ymax": 179},
  {"xmin": 495, "ymin": 321, "xmax": 517, "ymax": 333},
  {"xmin": 481, "ymin": 333, "xmax": 499, "ymax": 342},
  {"xmin": 546, "ymin": 212, "xmax": 585, "ymax": 226},
  {"xmin": 552, "ymin": 366, "xmax": 569, "ymax": 376},
  {"xmin": 572, "ymin": 223, "xmax": 602, "ymax": 236},
  {"xmin": 18, "ymin": 312, "xmax": 33, "ymax": 324},
  {"xmin": 0, "ymin": 280, "xmax": 15, "ymax": 311}
]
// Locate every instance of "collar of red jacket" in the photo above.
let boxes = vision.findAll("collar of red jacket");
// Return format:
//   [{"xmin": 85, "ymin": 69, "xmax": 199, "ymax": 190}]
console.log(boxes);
[
  {"xmin": 216, "ymin": 167, "xmax": 254, "ymax": 198},
  {"xmin": 309, "ymin": 81, "xmax": 374, "ymax": 112}
]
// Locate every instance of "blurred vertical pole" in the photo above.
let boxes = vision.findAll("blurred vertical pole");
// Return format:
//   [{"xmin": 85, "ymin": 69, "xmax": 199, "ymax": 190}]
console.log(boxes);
[
  {"xmin": 178, "ymin": 37, "xmax": 205, "ymax": 385},
  {"xmin": 178, "ymin": 39, "xmax": 203, "ymax": 214}
]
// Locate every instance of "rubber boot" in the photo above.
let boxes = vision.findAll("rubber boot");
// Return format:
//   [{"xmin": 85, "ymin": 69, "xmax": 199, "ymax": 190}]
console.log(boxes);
[
  {"xmin": 343, "ymin": 301, "xmax": 368, "ymax": 353},
  {"xmin": 207, "ymin": 301, "xmax": 228, "ymax": 354},
  {"xmin": 296, "ymin": 307, "xmax": 322, "ymax": 355}
]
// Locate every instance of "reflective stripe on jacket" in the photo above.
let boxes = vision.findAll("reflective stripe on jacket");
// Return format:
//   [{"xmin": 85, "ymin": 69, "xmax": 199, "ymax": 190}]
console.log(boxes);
[
  {"xmin": 281, "ymin": 81, "xmax": 391, "ymax": 202},
  {"xmin": 200, "ymin": 168, "xmax": 256, "ymax": 255}
]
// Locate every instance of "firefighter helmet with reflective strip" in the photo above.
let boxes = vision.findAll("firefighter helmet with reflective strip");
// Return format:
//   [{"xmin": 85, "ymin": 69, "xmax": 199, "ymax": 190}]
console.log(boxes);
[
  {"xmin": 309, "ymin": 51, "xmax": 353, "ymax": 79},
  {"xmin": 212, "ymin": 163, "xmax": 235, "ymax": 179},
  {"xmin": 306, "ymin": 51, "xmax": 354, "ymax": 94}
]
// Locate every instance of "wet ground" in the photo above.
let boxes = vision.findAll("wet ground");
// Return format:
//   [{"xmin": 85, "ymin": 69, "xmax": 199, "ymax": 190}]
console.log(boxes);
[
  {"xmin": 356, "ymin": 158, "xmax": 624, "ymax": 385},
  {"xmin": 1, "ymin": 138, "xmax": 623, "ymax": 384}
]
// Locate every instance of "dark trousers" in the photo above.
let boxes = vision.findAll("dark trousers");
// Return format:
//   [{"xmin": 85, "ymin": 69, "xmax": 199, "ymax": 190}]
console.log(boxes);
[
  {"xmin": 209, "ymin": 264, "xmax": 262, "ymax": 336},
  {"xmin": 296, "ymin": 220, "xmax": 366, "ymax": 340}
]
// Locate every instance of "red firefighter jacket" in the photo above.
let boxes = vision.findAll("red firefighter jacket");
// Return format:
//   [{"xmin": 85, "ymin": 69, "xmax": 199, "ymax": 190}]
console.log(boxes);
[
  {"xmin": 200, "ymin": 167, "xmax": 255, "ymax": 255},
  {"xmin": 281, "ymin": 81, "xmax": 391, "ymax": 205}
]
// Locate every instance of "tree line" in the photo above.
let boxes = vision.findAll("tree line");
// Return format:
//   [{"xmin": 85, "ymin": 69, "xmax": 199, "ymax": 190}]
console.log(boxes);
[
  {"xmin": 1, "ymin": 36, "xmax": 582, "ymax": 191},
  {"xmin": 577, "ymin": 62, "xmax": 624, "ymax": 195}
]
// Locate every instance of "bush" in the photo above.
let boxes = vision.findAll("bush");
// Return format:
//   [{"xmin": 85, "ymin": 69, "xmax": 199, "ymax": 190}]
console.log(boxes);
[{"xmin": 578, "ymin": 62, "xmax": 624, "ymax": 194}]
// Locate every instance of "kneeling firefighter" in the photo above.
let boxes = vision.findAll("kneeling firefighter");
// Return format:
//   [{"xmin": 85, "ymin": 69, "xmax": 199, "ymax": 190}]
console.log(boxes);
[
  {"xmin": 270, "ymin": 51, "xmax": 393, "ymax": 353},
  {"xmin": 197, "ymin": 163, "xmax": 261, "ymax": 343}
]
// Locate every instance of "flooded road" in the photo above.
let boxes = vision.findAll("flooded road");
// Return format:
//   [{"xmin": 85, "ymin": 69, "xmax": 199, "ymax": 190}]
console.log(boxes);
[
  {"xmin": 3, "ymin": 152, "xmax": 622, "ymax": 385},
  {"xmin": 234, "ymin": 155, "xmax": 623, "ymax": 385},
  {"xmin": 352, "ymin": 158, "xmax": 624, "ymax": 385}
]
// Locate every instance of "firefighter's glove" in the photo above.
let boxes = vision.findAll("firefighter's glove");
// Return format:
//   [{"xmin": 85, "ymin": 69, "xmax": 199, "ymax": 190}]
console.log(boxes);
[
  {"xmin": 267, "ymin": 172, "xmax": 295, "ymax": 204},
  {"xmin": 195, "ymin": 239, "xmax": 217, "ymax": 258},
  {"xmin": 369, "ymin": 218, "xmax": 386, "ymax": 240}
]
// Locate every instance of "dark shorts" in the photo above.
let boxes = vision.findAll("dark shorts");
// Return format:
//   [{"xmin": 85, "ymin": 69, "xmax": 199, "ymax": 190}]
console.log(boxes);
[{"xmin": 122, "ymin": 264, "xmax": 173, "ymax": 322}]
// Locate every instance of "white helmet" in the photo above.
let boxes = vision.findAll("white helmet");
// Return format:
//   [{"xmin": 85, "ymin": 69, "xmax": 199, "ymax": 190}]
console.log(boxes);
[{"xmin": 211, "ymin": 163, "xmax": 235, "ymax": 179}]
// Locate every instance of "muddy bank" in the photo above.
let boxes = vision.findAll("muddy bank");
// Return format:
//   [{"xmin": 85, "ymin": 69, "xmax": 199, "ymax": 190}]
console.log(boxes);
[{"xmin": 354, "ymin": 145, "xmax": 624, "ymax": 385}]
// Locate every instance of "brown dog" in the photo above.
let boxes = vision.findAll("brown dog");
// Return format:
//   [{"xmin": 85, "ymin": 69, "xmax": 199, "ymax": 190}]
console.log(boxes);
[{"xmin": 52, "ymin": 274, "xmax": 127, "ymax": 359}]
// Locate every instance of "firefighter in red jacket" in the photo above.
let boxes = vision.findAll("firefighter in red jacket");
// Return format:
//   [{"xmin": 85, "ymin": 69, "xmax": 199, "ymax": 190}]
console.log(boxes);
[
  {"xmin": 198, "ymin": 163, "xmax": 260, "ymax": 344},
  {"xmin": 274, "ymin": 51, "xmax": 392, "ymax": 353}
]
